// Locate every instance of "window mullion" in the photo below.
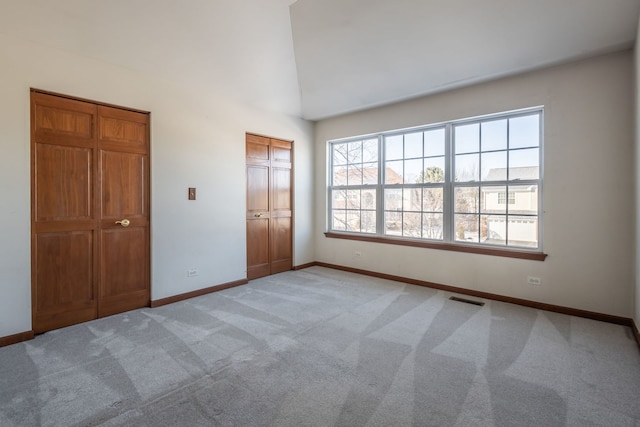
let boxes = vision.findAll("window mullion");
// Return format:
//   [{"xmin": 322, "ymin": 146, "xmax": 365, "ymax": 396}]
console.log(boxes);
[
  {"xmin": 377, "ymin": 135, "xmax": 384, "ymax": 236},
  {"xmin": 443, "ymin": 123, "xmax": 453, "ymax": 242}
]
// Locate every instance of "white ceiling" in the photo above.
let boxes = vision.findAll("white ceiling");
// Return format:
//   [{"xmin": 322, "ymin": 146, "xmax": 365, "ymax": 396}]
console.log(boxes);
[
  {"xmin": 1, "ymin": 0, "xmax": 639, "ymax": 120},
  {"xmin": 291, "ymin": 0, "xmax": 640, "ymax": 119}
]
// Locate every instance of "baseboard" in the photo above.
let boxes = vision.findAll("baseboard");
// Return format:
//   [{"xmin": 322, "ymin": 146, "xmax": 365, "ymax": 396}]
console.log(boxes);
[
  {"xmin": 151, "ymin": 278, "xmax": 249, "ymax": 308},
  {"xmin": 0, "ymin": 330, "xmax": 35, "ymax": 348},
  {"xmin": 294, "ymin": 262, "xmax": 317, "ymax": 270},
  {"xmin": 632, "ymin": 319, "xmax": 640, "ymax": 351},
  {"xmin": 313, "ymin": 262, "xmax": 634, "ymax": 327}
]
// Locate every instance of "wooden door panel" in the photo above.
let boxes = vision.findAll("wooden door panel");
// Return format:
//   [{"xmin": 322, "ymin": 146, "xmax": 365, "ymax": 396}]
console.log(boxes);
[
  {"xmin": 98, "ymin": 106, "xmax": 148, "ymax": 153},
  {"xmin": 247, "ymin": 165, "xmax": 269, "ymax": 214},
  {"xmin": 270, "ymin": 217, "xmax": 292, "ymax": 274},
  {"xmin": 99, "ymin": 227, "xmax": 149, "ymax": 316},
  {"xmin": 247, "ymin": 219, "xmax": 270, "ymax": 280},
  {"xmin": 272, "ymin": 168, "xmax": 291, "ymax": 212},
  {"xmin": 33, "ymin": 231, "xmax": 96, "ymax": 332},
  {"xmin": 35, "ymin": 144, "xmax": 93, "ymax": 221},
  {"xmin": 101, "ymin": 151, "xmax": 147, "ymax": 218},
  {"xmin": 35, "ymin": 231, "xmax": 94, "ymax": 309},
  {"xmin": 34, "ymin": 105, "xmax": 93, "ymax": 137},
  {"xmin": 247, "ymin": 137, "xmax": 270, "ymax": 161},
  {"xmin": 32, "ymin": 94, "xmax": 95, "ymax": 139},
  {"xmin": 271, "ymin": 143, "xmax": 291, "ymax": 164}
]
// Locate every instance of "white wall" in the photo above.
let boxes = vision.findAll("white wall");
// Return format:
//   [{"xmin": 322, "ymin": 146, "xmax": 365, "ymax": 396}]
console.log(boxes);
[
  {"xmin": 635, "ymin": 18, "xmax": 640, "ymax": 326},
  {"xmin": 315, "ymin": 50, "xmax": 634, "ymax": 317},
  {"xmin": 0, "ymin": 34, "xmax": 315, "ymax": 338}
]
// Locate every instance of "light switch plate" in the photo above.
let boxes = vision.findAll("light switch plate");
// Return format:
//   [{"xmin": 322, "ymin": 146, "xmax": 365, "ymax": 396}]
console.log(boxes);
[{"xmin": 188, "ymin": 187, "xmax": 196, "ymax": 200}]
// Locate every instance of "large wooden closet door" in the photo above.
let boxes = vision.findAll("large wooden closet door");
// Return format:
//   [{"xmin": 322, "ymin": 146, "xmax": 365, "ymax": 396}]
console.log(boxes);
[
  {"xmin": 31, "ymin": 91, "xmax": 150, "ymax": 333},
  {"xmin": 246, "ymin": 133, "xmax": 292, "ymax": 280}
]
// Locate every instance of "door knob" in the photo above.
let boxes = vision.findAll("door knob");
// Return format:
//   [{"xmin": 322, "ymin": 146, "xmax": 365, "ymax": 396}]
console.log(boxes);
[
  {"xmin": 254, "ymin": 213, "xmax": 263, "ymax": 218},
  {"xmin": 115, "ymin": 219, "xmax": 130, "ymax": 227}
]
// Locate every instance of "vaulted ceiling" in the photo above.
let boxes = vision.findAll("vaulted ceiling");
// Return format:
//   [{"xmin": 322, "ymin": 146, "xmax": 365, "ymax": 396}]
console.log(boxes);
[{"xmin": 1, "ymin": 0, "xmax": 639, "ymax": 120}]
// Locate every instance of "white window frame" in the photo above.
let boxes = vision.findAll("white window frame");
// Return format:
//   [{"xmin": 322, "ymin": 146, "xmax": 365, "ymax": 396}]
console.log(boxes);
[{"xmin": 326, "ymin": 107, "xmax": 545, "ymax": 259}]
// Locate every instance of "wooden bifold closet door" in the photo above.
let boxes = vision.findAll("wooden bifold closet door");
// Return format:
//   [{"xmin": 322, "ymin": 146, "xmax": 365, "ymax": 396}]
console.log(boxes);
[
  {"xmin": 246, "ymin": 133, "xmax": 293, "ymax": 280},
  {"xmin": 31, "ymin": 90, "xmax": 150, "ymax": 333}
]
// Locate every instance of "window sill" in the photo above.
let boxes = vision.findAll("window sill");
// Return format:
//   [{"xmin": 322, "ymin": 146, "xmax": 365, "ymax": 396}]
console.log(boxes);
[{"xmin": 324, "ymin": 232, "xmax": 548, "ymax": 261}]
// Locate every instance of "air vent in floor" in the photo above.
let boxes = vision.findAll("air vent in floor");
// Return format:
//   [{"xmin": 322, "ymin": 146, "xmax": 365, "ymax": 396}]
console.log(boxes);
[{"xmin": 449, "ymin": 296, "xmax": 485, "ymax": 306}]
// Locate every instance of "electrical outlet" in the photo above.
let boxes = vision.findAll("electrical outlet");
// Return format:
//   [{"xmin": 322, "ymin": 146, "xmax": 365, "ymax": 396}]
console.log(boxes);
[
  {"xmin": 187, "ymin": 268, "xmax": 199, "ymax": 277},
  {"xmin": 527, "ymin": 276, "xmax": 541, "ymax": 286},
  {"xmin": 355, "ymin": 251, "xmax": 362, "ymax": 257}
]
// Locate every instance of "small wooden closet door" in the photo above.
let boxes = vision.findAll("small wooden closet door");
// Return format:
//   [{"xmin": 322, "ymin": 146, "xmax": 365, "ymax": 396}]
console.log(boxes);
[{"xmin": 246, "ymin": 133, "xmax": 292, "ymax": 280}]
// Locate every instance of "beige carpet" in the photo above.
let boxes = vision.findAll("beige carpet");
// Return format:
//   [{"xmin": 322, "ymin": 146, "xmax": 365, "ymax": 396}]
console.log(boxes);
[{"xmin": 1, "ymin": 266, "xmax": 639, "ymax": 426}]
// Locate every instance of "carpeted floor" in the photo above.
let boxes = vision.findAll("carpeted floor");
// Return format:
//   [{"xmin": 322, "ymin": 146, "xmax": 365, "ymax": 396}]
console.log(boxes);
[{"xmin": 1, "ymin": 266, "xmax": 639, "ymax": 426}]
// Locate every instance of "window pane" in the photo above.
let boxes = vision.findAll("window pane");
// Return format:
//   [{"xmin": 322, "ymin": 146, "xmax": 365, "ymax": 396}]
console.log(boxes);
[
  {"xmin": 403, "ymin": 212, "xmax": 421, "ymax": 238},
  {"xmin": 362, "ymin": 189, "xmax": 376, "ymax": 209},
  {"xmin": 385, "ymin": 160, "xmax": 403, "ymax": 184},
  {"xmin": 481, "ymin": 186, "xmax": 507, "ymax": 214},
  {"xmin": 384, "ymin": 188, "xmax": 402, "ymax": 210},
  {"xmin": 346, "ymin": 211, "xmax": 360, "ymax": 232},
  {"xmin": 362, "ymin": 211, "xmax": 376, "ymax": 233},
  {"xmin": 455, "ymin": 123, "xmax": 479, "ymax": 154},
  {"xmin": 423, "ymin": 187, "xmax": 443, "ymax": 212},
  {"xmin": 386, "ymin": 135, "xmax": 403, "ymax": 160},
  {"xmin": 348, "ymin": 164, "xmax": 363, "ymax": 185},
  {"xmin": 348, "ymin": 141, "xmax": 362, "ymax": 163},
  {"xmin": 332, "ymin": 143, "xmax": 348, "ymax": 166},
  {"xmin": 425, "ymin": 128, "xmax": 445, "ymax": 157},
  {"xmin": 332, "ymin": 190, "xmax": 347, "ymax": 209},
  {"xmin": 481, "ymin": 151, "xmax": 507, "ymax": 181},
  {"xmin": 362, "ymin": 162, "xmax": 378, "ymax": 185},
  {"xmin": 403, "ymin": 188, "xmax": 422, "ymax": 212},
  {"xmin": 482, "ymin": 119, "xmax": 507, "ymax": 151},
  {"xmin": 422, "ymin": 213, "xmax": 443, "ymax": 240},
  {"xmin": 483, "ymin": 214, "xmax": 506, "ymax": 245},
  {"xmin": 455, "ymin": 187, "xmax": 480, "ymax": 213},
  {"xmin": 509, "ymin": 114, "xmax": 539, "ymax": 149},
  {"xmin": 455, "ymin": 214, "xmax": 480, "ymax": 242},
  {"xmin": 422, "ymin": 161, "xmax": 445, "ymax": 183},
  {"xmin": 384, "ymin": 211, "xmax": 402, "ymax": 236},
  {"xmin": 333, "ymin": 165, "xmax": 347, "ymax": 186},
  {"xmin": 507, "ymin": 216, "xmax": 538, "ymax": 248},
  {"xmin": 332, "ymin": 210, "xmax": 346, "ymax": 231},
  {"xmin": 509, "ymin": 148, "xmax": 539, "ymax": 179},
  {"xmin": 455, "ymin": 153, "xmax": 479, "ymax": 182},
  {"xmin": 347, "ymin": 189, "xmax": 361, "ymax": 209},
  {"xmin": 404, "ymin": 158, "xmax": 423, "ymax": 184},
  {"xmin": 405, "ymin": 132, "xmax": 423, "ymax": 158},
  {"xmin": 362, "ymin": 139, "xmax": 378, "ymax": 163},
  {"xmin": 509, "ymin": 185, "xmax": 538, "ymax": 215}
]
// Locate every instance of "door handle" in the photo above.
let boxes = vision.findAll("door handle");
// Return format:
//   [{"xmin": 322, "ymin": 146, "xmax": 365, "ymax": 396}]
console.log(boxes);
[
  {"xmin": 115, "ymin": 219, "xmax": 130, "ymax": 227},
  {"xmin": 254, "ymin": 213, "xmax": 263, "ymax": 218}
]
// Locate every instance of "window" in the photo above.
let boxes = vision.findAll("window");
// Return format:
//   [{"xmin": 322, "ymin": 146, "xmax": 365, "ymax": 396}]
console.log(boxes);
[
  {"xmin": 328, "ymin": 108, "xmax": 543, "ymax": 253},
  {"xmin": 497, "ymin": 192, "xmax": 516, "ymax": 205}
]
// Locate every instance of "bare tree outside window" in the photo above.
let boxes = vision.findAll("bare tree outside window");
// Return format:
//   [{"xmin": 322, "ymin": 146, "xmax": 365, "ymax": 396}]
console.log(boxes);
[{"xmin": 331, "ymin": 139, "xmax": 378, "ymax": 233}]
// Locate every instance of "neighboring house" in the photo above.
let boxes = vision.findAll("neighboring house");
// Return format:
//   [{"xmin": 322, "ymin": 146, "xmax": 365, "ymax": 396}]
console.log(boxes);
[{"xmin": 482, "ymin": 166, "xmax": 539, "ymax": 246}]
